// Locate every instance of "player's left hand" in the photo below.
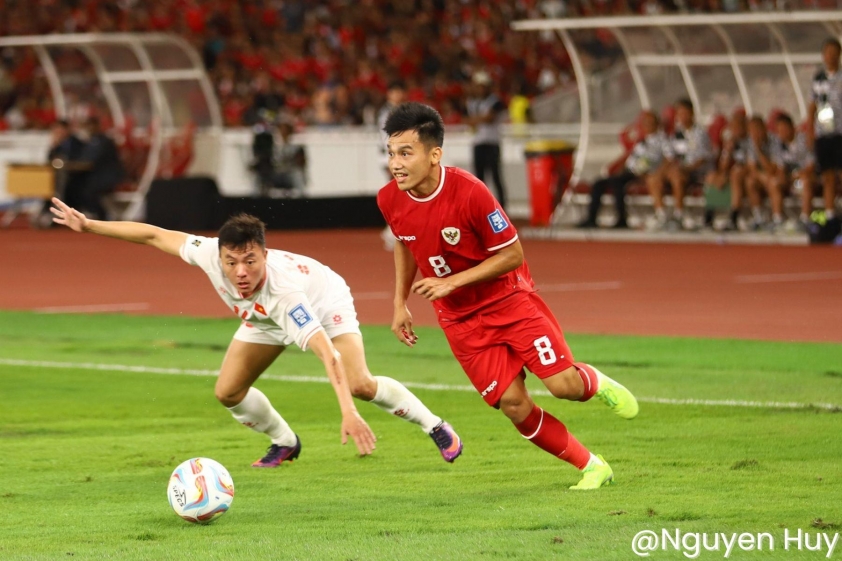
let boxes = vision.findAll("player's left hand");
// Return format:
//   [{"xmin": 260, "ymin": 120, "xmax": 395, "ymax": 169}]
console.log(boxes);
[
  {"xmin": 411, "ymin": 277, "xmax": 457, "ymax": 301},
  {"xmin": 341, "ymin": 410, "xmax": 377, "ymax": 456}
]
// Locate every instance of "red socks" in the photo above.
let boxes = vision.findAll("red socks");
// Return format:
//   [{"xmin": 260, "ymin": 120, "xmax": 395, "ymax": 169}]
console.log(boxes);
[
  {"xmin": 514, "ymin": 405, "xmax": 590, "ymax": 469},
  {"xmin": 574, "ymin": 362, "xmax": 599, "ymax": 402}
]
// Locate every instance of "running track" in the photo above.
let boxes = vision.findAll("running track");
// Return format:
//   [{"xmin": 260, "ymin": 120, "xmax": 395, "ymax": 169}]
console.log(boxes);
[{"xmin": 3, "ymin": 227, "xmax": 841, "ymax": 343}]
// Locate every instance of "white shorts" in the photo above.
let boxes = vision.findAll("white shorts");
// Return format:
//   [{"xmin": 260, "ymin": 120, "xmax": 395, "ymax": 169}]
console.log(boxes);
[{"xmin": 232, "ymin": 291, "xmax": 362, "ymax": 348}]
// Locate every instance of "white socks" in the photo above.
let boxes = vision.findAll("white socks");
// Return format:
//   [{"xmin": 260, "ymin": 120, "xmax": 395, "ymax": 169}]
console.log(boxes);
[
  {"xmin": 371, "ymin": 376, "xmax": 441, "ymax": 433},
  {"xmin": 585, "ymin": 453, "xmax": 605, "ymax": 469},
  {"xmin": 227, "ymin": 387, "xmax": 297, "ymax": 447},
  {"xmin": 228, "ymin": 380, "xmax": 441, "ymax": 443}
]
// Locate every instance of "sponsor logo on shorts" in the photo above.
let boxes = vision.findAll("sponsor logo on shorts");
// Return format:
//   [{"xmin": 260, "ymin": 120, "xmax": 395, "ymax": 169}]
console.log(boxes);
[
  {"xmin": 289, "ymin": 304, "xmax": 313, "ymax": 328},
  {"xmin": 192, "ymin": 239, "xmax": 202, "ymax": 247},
  {"xmin": 441, "ymin": 227, "xmax": 460, "ymax": 245},
  {"xmin": 481, "ymin": 380, "xmax": 498, "ymax": 397},
  {"xmin": 332, "ymin": 314, "xmax": 343, "ymax": 325},
  {"xmin": 398, "ymin": 235, "xmax": 416, "ymax": 241},
  {"xmin": 487, "ymin": 209, "xmax": 509, "ymax": 233}
]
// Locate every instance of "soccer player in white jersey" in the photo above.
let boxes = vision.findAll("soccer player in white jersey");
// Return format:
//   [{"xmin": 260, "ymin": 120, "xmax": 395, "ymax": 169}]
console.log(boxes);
[{"xmin": 50, "ymin": 197, "xmax": 463, "ymax": 467}]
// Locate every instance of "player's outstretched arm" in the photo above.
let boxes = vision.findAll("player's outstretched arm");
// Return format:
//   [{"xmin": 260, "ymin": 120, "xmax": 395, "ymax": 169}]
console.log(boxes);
[
  {"xmin": 50, "ymin": 197, "xmax": 188, "ymax": 257},
  {"xmin": 308, "ymin": 330, "xmax": 377, "ymax": 456},
  {"xmin": 391, "ymin": 241, "xmax": 418, "ymax": 347}
]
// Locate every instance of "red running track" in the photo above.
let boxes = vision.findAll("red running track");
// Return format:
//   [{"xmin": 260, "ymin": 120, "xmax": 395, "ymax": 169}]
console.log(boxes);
[{"xmin": 2, "ymin": 228, "xmax": 841, "ymax": 343}]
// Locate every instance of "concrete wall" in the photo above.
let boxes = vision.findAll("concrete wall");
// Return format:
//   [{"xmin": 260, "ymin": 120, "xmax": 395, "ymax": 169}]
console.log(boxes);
[{"xmin": 0, "ymin": 125, "xmax": 622, "ymax": 220}]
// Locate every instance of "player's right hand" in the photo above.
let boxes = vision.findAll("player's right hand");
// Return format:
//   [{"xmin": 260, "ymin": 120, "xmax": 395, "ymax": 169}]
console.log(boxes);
[
  {"xmin": 391, "ymin": 305, "xmax": 418, "ymax": 347},
  {"xmin": 50, "ymin": 197, "xmax": 89, "ymax": 233},
  {"xmin": 340, "ymin": 410, "xmax": 377, "ymax": 456}
]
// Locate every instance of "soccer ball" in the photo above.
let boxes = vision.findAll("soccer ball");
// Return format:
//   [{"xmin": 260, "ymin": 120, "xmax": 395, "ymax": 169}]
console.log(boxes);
[{"xmin": 167, "ymin": 457, "xmax": 235, "ymax": 524}]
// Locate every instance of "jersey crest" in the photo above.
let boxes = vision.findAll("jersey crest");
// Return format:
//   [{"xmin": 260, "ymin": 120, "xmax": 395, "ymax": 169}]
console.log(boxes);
[
  {"xmin": 441, "ymin": 227, "xmax": 461, "ymax": 245},
  {"xmin": 288, "ymin": 304, "xmax": 313, "ymax": 328}
]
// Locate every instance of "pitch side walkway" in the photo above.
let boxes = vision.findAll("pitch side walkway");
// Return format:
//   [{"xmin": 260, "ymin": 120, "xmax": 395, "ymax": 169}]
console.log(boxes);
[{"xmin": 3, "ymin": 227, "xmax": 841, "ymax": 343}]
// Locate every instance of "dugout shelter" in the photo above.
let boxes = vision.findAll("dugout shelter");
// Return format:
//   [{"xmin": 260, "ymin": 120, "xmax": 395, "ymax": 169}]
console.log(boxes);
[
  {"xmin": 512, "ymin": 11, "xmax": 842, "ymax": 224},
  {"xmin": 0, "ymin": 33, "xmax": 222, "ymax": 220}
]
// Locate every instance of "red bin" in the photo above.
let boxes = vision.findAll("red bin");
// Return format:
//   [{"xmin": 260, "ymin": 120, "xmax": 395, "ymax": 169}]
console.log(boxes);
[{"xmin": 524, "ymin": 140, "xmax": 576, "ymax": 226}]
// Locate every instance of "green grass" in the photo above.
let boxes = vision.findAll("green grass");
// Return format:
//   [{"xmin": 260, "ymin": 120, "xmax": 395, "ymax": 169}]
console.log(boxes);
[{"xmin": 0, "ymin": 310, "xmax": 840, "ymax": 561}]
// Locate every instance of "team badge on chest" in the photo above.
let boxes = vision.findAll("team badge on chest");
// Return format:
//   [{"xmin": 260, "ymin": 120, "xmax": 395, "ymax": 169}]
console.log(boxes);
[{"xmin": 441, "ymin": 227, "xmax": 461, "ymax": 245}]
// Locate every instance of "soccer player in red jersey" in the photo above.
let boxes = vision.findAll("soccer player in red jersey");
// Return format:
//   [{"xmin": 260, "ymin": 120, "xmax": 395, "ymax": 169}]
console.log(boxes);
[{"xmin": 377, "ymin": 102, "xmax": 639, "ymax": 489}]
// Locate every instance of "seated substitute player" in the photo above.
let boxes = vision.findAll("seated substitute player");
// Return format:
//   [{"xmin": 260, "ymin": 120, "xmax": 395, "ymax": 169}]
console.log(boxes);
[
  {"xmin": 745, "ymin": 115, "xmax": 777, "ymax": 230},
  {"xmin": 576, "ymin": 110, "xmax": 669, "ymax": 229},
  {"xmin": 649, "ymin": 98, "xmax": 714, "ymax": 230},
  {"xmin": 377, "ymin": 102, "xmax": 638, "ymax": 491},
  {"xmin": 765, "ymin": 112, "xmax": 816, "ymax": 232},
  {"xmin": 702, "ymin": 110, "xmax": 749, "ymax": 231},
  {"xmin": 49, "ymin": 197, "xmax": 462, "ymax": 467}
]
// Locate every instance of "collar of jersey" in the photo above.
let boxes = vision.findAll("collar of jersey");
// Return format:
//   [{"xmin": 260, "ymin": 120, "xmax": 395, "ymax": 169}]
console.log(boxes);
[{"xmin": 407, "ymin": 164, "xmax": 445, "ymax": 203}]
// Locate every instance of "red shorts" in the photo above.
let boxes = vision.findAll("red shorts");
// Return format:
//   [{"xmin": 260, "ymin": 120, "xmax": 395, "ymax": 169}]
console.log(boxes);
[{"xmin": 441, "ymin": 292, "xmax": 574, "ymax": 406}]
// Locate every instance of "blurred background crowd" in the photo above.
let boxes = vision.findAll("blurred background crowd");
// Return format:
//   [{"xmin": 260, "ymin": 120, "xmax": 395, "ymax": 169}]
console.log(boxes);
[{"xmin": 1, "ymin": 0, "xmax": 839, "ymax": 131}]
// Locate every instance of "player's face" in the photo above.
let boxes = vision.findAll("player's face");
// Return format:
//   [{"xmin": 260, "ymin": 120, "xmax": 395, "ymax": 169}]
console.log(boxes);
[
  {"xmin": 219, "ymin": 243, "xmax": 268, "ymax": 297},
  {"xmin": 748, "ymin": 119, "xmax": 763, "ymax": 141},
  {"xmin": 776, "ymin": 120, "xmax": 794, "ymax": 143},
  {"xmin": 675, "ymin": 105, "xmax": 693, "ymax": 129},
  {"xmin": 387, "ymin": 130, "xmax": 442, "ymax": 196},
  {"xmin": 641, "ymin": 112, "xmax": 658, "ymax": 135}
]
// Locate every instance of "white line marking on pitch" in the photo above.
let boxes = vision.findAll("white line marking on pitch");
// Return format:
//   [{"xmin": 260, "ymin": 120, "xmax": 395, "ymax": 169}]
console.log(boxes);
[
  {"xmin": 735, "ymin": 271, "xmax": 842, "ymax": 284},
  {"xmin": 1, "ymin": 358, "xmax": 838, "ymax": 411},
  {"xmin": 34, "ymin": 303, "xmax": 150, "ymax": 314}
]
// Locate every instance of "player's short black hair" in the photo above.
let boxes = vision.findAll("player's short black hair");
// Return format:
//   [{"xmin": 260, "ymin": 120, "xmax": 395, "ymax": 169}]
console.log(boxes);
[
  {"xmin": 218, "ymin": 214, "xmax": 266, "ymax": 251},
  {"xmin": 383, "ymin": 102, "xmax": 445, "ymax": 149},
  {"xmin": 675, "ymin": 98, "xmax": 694, "ymax": 112},
  {"xmin": 775, "ymin": 112, "xmax": 794, "ymax": 128},
  {"xmin": 823, "ymin": 37, "xmax": 841, "ymax": 52}
]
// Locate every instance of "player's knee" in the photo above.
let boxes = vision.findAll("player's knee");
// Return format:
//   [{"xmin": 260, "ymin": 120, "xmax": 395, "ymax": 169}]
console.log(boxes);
[
  {"xmin": 498, "ymin": 394, "xmax": 533, "ymax": 423},
  {"xmin": 349, "ymin": 375, "xmax": 377, "ymax": 401},
  {"xmin": 215, "ymin": 384, "xmax": 246, "ymax": 408}
]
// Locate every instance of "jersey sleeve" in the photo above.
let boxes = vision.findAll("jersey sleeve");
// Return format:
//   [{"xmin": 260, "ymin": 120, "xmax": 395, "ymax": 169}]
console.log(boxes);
[
  {"xmin": 179, "ymin": 235, "xmax": 219, "ymax": 272},
  {"xmin": 376, "ymin": 186, "xmax": 398, "ymax": 240},
  {"xmin": 269, "ymin": 292, "xmax": 325, "ymax": 351},
  {"xmin": 467, "ymin": 182, "xmax": 518, "ymax": 252}
]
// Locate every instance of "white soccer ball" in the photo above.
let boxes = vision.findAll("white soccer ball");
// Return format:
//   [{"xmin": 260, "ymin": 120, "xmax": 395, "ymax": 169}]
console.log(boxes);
[{"xmin": 167, "ymin": 457, "xmax": 235, "ymax": 524}]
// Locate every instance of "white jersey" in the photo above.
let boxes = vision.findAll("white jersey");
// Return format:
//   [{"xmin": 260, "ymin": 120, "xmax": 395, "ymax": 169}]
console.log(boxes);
[{"xmin": 179, "ymin": 235, "xmax": 355, "ymax": 351}]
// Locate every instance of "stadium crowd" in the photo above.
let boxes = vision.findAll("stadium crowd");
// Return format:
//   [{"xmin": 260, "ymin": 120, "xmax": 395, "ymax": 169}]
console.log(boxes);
[
  {"xmin": 0, "ymin": 1, "xmax": 839, "ymax": 232},
  {"xmin": 0, "ymin": 0, "xmax": 839, "ymax": 130}
]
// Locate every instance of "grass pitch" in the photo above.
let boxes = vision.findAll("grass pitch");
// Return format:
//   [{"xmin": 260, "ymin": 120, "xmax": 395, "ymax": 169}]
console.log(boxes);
[{"xmin": 0, "ymin": 310, "xmax": 840, "ymax": 561}]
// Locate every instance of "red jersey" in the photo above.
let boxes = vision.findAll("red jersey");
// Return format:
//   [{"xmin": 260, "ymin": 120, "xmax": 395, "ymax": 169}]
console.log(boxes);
[{"xmin": 377, "ymin": 165, "xmax": 535, "ymax": 322}]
